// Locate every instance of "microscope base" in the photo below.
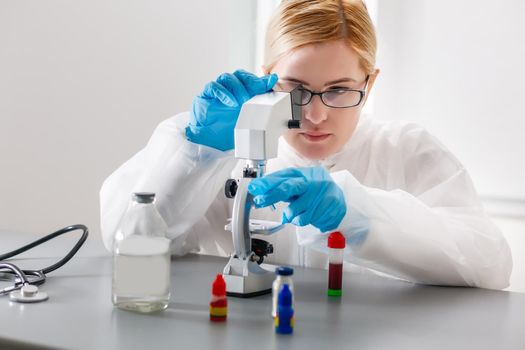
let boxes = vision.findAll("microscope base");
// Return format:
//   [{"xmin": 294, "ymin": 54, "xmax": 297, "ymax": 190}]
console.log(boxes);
[{"xmin": 223, "ymin": 256, "xmax": 276, "ymax": 298}]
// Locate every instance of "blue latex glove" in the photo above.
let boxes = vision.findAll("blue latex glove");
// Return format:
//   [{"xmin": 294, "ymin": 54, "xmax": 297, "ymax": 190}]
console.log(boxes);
[
  {"xmin": 185, "ymin": 70, "xmax": 278, "ymax": 151},
  {"xmin": 248, "ymin": 167, "xmax": 347, "ymax": 233}
]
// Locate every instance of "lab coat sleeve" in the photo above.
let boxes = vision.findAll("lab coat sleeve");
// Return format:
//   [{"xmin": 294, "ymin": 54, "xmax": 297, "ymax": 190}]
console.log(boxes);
[
  {"xmin": 99, "ymin": 112, "xmax": 237, "ymax": 254},
  {"xmin": 297, "ymin": 129, "xmax": 513, "ymax": 290}
]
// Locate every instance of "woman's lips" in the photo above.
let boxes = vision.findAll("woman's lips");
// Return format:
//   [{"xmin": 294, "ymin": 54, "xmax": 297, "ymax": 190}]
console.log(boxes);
[{"xmin": 301, "ymin": 132, "xmax": 331, "ymax": 142}]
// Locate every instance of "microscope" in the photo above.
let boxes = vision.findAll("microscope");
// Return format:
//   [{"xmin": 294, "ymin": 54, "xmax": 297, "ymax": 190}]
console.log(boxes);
[{"xmin": 222, "ymin": 87, "xmax": 302, "ymax": 297}]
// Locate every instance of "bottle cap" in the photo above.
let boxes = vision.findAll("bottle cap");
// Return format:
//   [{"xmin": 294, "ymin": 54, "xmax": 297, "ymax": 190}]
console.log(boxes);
[
  {"xmin": 212, "ymin": 274, "xmax": 226, "ymax": 296},
  {"xmin": 278, "ymin": 284, "xmax": 292, "ymax": 307},
  {"xmin": 132, "ymin": 192, "xmax": 156, "ymax": 204},
  {"xmin": 275, "ymin": 266, "xmax": 294, "ymax": 276},
  {"xmin": 328, "ymin": 231, "xmax": 346, "ymax": 249}
]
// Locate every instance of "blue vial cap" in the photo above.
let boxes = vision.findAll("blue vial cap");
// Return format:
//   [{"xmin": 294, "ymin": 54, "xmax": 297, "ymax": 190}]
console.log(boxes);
[
  {"xmin": 278, "ymin": 284, "xmax": 293, "ymax": 306},
  {"xmin": 275, "ymin": 266, "xmax": 294, "ymax": 276}
]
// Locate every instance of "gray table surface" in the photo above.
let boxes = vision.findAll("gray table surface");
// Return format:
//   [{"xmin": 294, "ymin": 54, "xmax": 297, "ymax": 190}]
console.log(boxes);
[{"xmin": 0, "ymin": 229, "xmax": 524, "ymax": 350}]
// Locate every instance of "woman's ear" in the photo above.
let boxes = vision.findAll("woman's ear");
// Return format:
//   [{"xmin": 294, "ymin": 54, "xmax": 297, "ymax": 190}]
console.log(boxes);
[
  {"xmin": 362, "ymin": 68, "xmax": 380, "ymax": 106},
  {"xmin": 367, "ymin": 68, "xmax": 380, "ymax": 92},
  {"xmin": 366, "ymin": 68, "xmax": 380, "ymax": 93}
]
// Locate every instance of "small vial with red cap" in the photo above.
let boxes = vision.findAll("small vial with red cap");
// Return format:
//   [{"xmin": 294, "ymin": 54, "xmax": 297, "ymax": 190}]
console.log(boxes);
[
  {"xmin": 209, "ymin": 274, "xmax": 227, "ymax": 322},
  {"xmin": 327, "ymin": 231, "xmax": 346, "ymax": 297}
]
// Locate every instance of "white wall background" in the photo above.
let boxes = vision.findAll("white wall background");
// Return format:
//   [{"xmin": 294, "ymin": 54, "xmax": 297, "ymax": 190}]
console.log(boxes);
[
  {"xmin": 0, "ymin": 0, "xmax": 256, "ymax": 234},
  {"xmin": 373, "ymin": 0, "xmax": 525, "ymax": 201}
]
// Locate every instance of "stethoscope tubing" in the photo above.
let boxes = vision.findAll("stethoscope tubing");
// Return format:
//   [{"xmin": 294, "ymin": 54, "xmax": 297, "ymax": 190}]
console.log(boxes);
[{"xmin": 0, "ymin": 224, "xmax": 88, "ymax": 295}]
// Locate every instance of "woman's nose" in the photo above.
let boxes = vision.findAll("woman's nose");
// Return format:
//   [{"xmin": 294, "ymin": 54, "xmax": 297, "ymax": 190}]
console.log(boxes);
[{"xmin": 303, "ymin": 95, "xmax": 329, "ymax": 125}]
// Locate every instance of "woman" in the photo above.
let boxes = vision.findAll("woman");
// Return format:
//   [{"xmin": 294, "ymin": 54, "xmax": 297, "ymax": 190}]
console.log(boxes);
[{"xmin": 100, "ymin": 0, "xmax": 512, "ymax": 289}]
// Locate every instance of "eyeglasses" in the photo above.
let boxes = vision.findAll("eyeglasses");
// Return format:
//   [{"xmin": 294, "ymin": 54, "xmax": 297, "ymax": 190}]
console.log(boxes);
[{"xmin": 291, "ymin": 75, "xmax": 370, "ymax": 108}]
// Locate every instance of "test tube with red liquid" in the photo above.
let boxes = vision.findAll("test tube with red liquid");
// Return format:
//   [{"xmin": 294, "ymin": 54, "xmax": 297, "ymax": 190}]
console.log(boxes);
[{"xmin": 327, "ymin": 231, "xmax": 346, "ymax": 297}]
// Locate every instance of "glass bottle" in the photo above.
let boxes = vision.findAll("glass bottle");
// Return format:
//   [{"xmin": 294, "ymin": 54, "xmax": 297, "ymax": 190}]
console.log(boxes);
[{"xmin": 112, "ymin": 192, "xmax": 171, "ymax": 313}]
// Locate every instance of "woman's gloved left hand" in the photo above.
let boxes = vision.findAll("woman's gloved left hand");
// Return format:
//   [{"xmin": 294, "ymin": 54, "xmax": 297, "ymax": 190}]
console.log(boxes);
[{"xmin": 247, "ymin": 166, "xmax": 347, "ymax": 233}]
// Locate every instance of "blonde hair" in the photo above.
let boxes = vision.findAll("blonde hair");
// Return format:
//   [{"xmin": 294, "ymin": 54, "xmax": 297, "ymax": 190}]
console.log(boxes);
[{"xmin": 264, "ymin": 0, "xmax": 377, "ymax": 74}]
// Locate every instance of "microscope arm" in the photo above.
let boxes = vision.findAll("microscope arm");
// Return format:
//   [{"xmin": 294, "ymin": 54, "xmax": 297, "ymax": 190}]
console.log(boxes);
[{"xmin": 231, "ymin": 177, "xmax": 253, "ymax": 260}]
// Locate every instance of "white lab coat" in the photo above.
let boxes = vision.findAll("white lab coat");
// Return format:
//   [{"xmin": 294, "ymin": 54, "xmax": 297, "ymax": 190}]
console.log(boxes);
[{"xmin": 100, "ymin": 112, "xmax": 512, "ymax": 289}]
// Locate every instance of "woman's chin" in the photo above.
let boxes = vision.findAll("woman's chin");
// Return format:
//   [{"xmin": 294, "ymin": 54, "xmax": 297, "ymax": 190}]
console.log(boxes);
[
  {"xmin": 285, "ymin": 134, "xmax": 339, "ymax": 161},
  {"xmin": 295, "ymin": 143, "xmax": 334, "ymax": 160}
]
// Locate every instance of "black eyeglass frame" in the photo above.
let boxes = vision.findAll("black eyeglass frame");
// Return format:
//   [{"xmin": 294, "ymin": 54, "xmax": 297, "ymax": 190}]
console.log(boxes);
[{"xmin": 292, "ymin": 75, "xmax": 370, "ymax": 109}]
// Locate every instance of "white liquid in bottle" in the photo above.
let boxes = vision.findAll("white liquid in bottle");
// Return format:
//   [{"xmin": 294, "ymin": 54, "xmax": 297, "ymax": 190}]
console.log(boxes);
[{"xmin": 113, "ymin": 235, "xmax": 171, "ymax": 313}]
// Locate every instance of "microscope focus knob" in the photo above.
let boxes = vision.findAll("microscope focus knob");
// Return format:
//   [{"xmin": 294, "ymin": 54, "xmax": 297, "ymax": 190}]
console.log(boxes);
[{"xmin": 225, "ymin": 179, "xmax": 238, "ymax": 198}]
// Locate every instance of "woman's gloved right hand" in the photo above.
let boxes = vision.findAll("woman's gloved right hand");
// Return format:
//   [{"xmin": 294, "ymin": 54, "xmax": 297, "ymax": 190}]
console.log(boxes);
[{"xmin": 185, "ymin": 70, "xmax": 278, "ymax": 151}]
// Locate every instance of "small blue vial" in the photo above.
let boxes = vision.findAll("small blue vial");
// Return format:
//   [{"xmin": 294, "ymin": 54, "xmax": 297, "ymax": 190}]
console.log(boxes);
[
  {"xmin": 275, "ymin": 284, "xmax": 294, "ymax": 334},
  {"xmin": 272, "ymin": 266, "xmax": 294, "ymax": 318}
]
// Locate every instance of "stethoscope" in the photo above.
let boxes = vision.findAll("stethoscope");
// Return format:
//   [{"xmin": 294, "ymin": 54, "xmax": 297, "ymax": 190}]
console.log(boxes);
[{"xmin": 0, "ymin": 224, "xmax": 88, "ymax": 303}]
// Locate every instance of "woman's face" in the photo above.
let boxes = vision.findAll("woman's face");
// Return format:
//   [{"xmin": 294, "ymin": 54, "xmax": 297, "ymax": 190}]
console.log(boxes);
[{"xmin": 270, "ymin": 40, "xmax": 378, "ymax": 160}]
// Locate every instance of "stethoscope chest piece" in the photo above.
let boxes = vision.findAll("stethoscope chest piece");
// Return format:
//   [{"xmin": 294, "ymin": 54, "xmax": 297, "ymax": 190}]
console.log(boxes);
[{"xmin": 9, "ymin": 284, "xmax": 48, "ymax": 303}]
